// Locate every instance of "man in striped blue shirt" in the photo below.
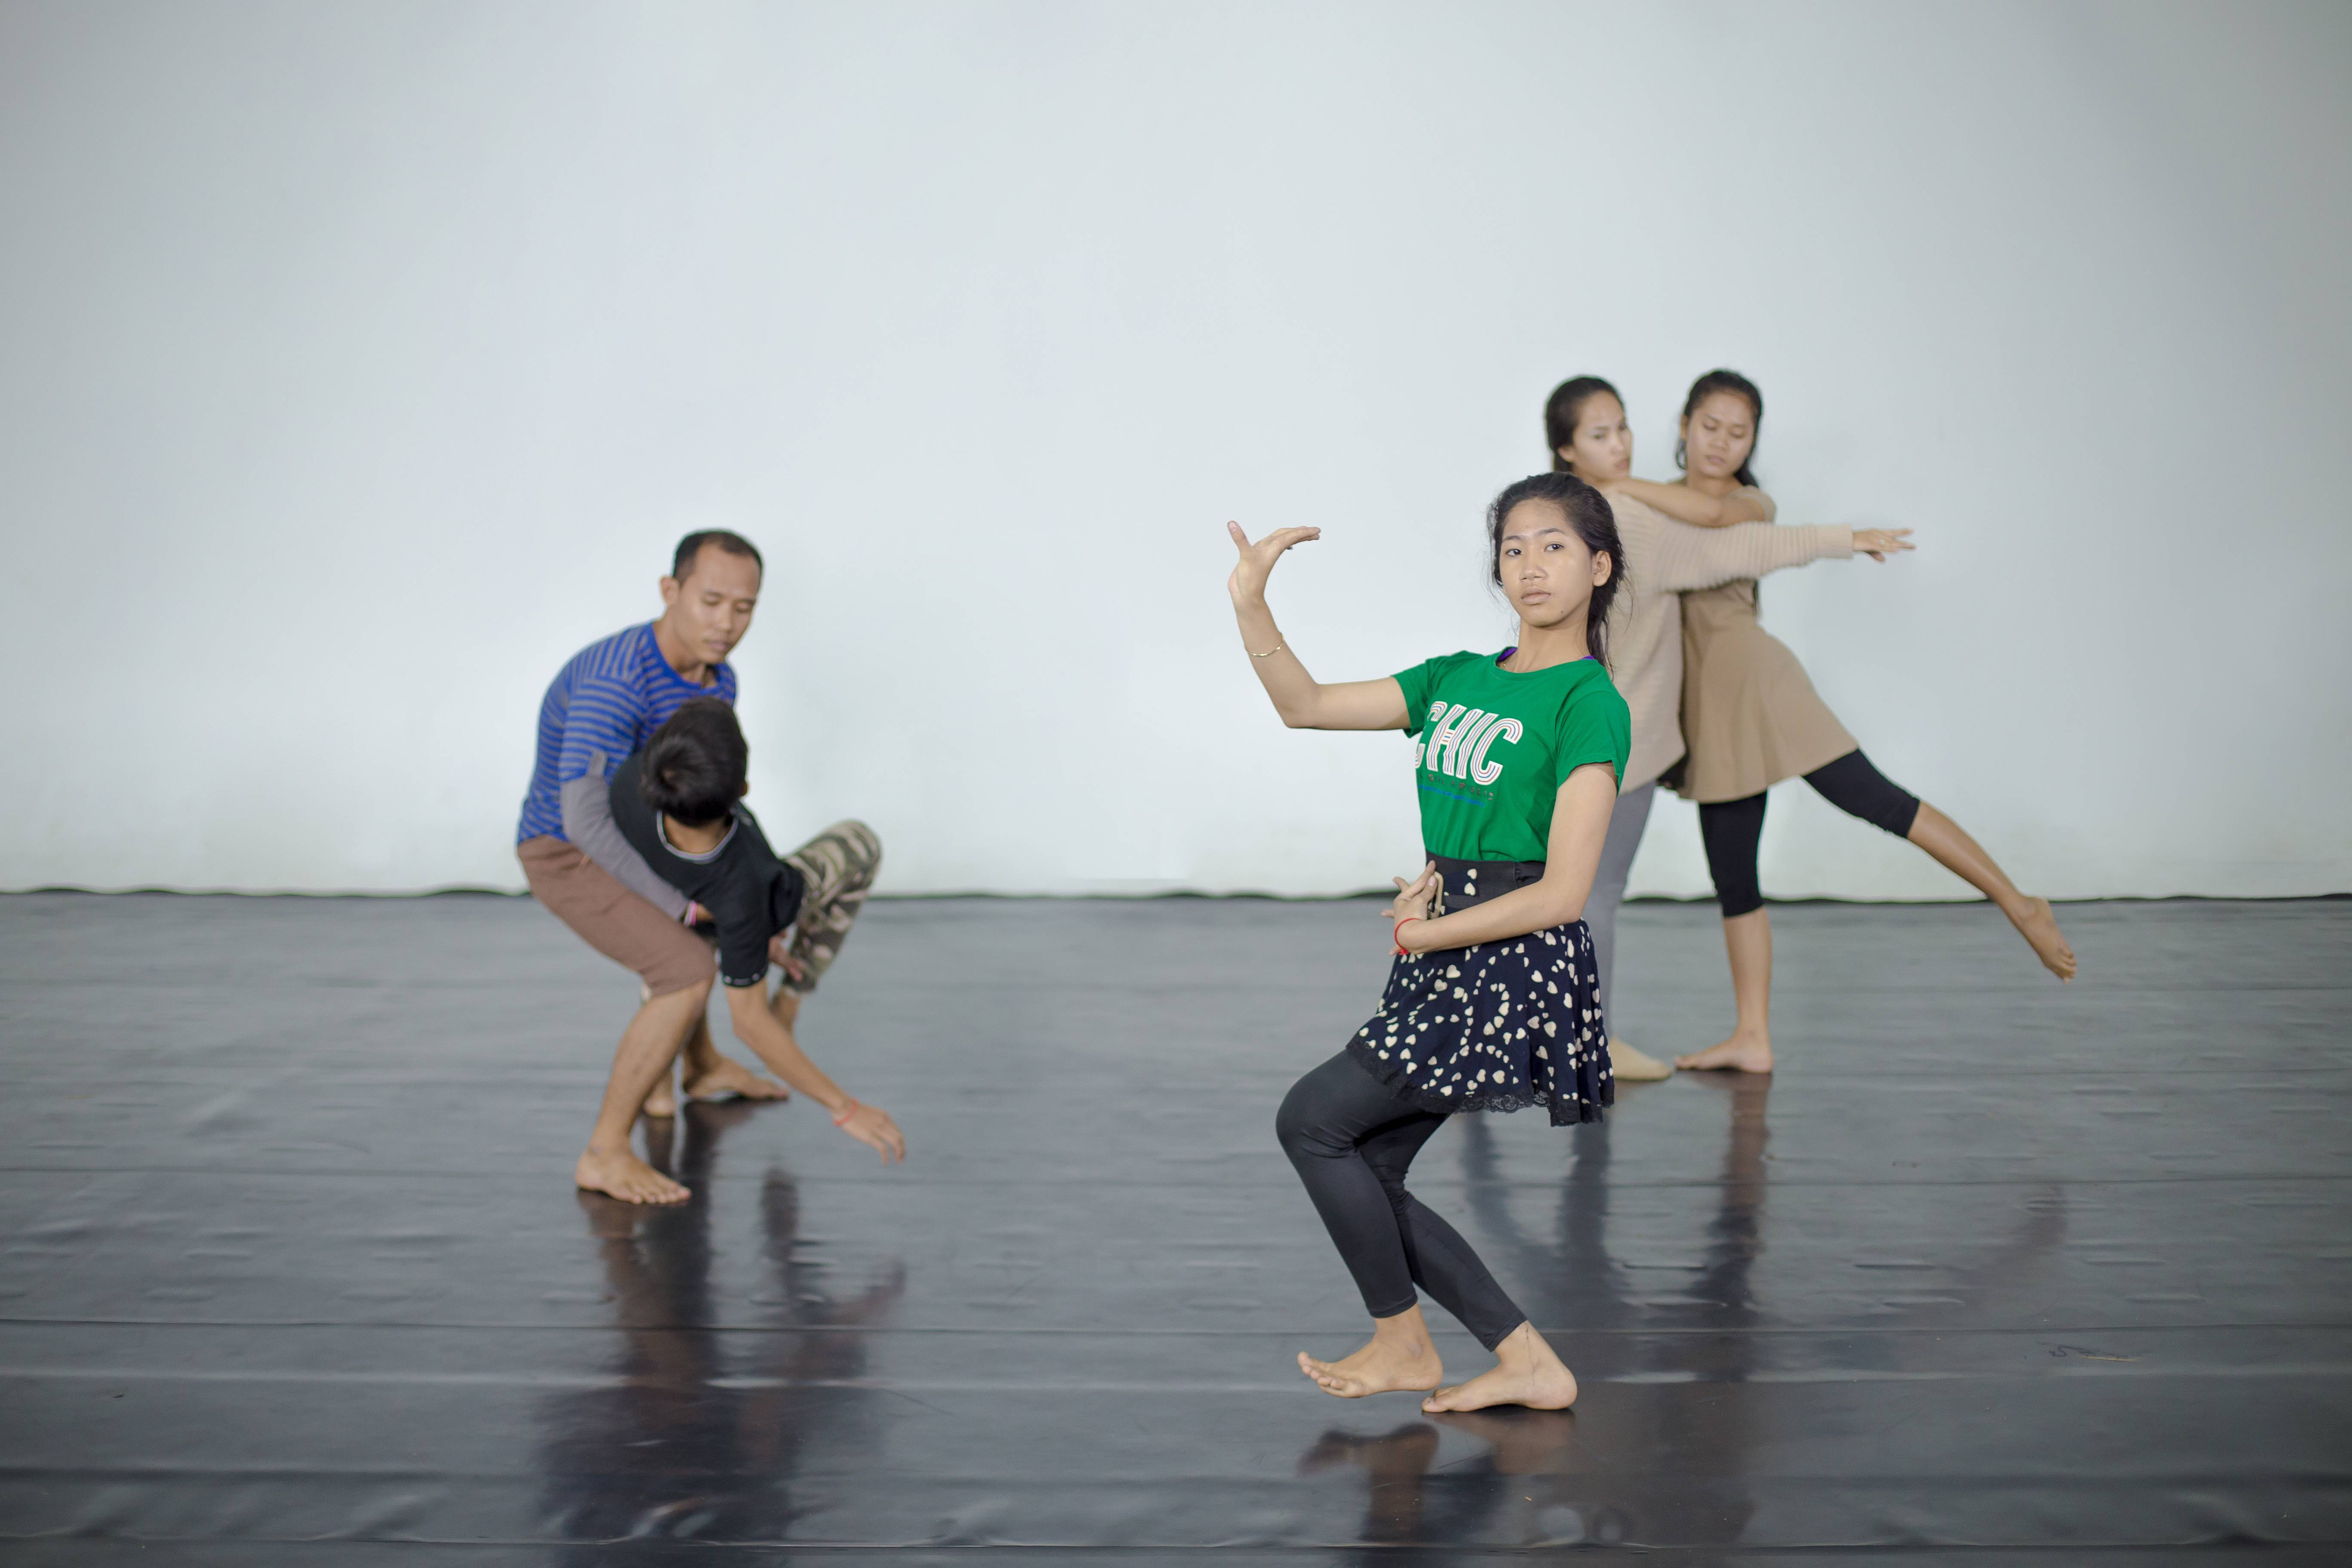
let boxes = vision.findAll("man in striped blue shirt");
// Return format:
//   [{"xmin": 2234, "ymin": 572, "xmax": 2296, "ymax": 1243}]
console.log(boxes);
[{"xmin": 517, "ymin": 530, "xmax": 789, "ymax": 1204}]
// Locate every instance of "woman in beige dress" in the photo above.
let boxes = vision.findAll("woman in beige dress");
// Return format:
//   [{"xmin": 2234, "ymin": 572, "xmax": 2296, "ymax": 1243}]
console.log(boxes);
[
  {"xmin": 1598, "ymin": 370, "xmax": 2076, "ymax": 1074},
  {"xmin": 1537, "ymin": 377, "xmax": 1914, "ymax": 1080}
]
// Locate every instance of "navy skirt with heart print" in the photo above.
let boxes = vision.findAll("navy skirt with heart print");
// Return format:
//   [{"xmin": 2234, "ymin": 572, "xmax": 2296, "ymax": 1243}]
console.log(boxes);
[{"xmin": 1343, "ymin": 856, "xmax": 1614, "ymax": 1126}]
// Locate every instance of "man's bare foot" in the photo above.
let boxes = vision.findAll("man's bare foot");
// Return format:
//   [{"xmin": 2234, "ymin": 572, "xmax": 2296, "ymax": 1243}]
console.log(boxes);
[
  {"xmin": 2006, "ymin": 896, "xmax": 2077, "ymax": 983},
  {"xmin": 574, "ymin": 1147, "xmax": 690, "ymax": 1205},
  {"xmin": 683, "ymin": 1057, "xmax": 790, "ymax": 1102},
  {"xmin": 1298, "ymin": 1323, "xmax": 1443, "ymax": 1399},
  {"xmin": 1421, "ymin": 1323, "xmax": 1577, "ymax": 1413},
  {"xmin": 1610, "ymin": 1039, "xmax": 1673, "ymax": 1081},
  {"xmin": 1675, "ymin": 1032, "xmax": 1774, "ymax": 1074},
  {"xmin": 642, "ymin": 1072, "xmax": 679, "ymax": 1119}
]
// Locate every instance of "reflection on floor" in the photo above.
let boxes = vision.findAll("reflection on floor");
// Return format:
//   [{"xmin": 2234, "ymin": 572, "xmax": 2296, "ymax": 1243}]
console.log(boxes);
[{"xmin": 0, "ymin": 892, "xmax": 2347, "ymax": 1564}]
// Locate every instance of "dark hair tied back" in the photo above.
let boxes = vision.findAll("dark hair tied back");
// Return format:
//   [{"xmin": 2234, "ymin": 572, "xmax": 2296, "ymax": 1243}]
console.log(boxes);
[
  {"xmin": 640, "ymin": 696, "xmax": 749, "ymax": 827},
  {"xmin": 1542, "ymin": 375, "xmax": 1622, "ymax": 474},
  {"xmin": 1674, "ymin": 369, "xmax": 1763, "ymax": 488},
  {"xmin": 1485, "ymin": 472, "xmax": 1626, "ymax": 670}
]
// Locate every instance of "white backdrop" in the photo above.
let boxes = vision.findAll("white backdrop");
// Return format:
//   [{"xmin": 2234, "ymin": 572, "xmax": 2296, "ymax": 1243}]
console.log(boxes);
[{"xmin": 2, "ymin": 0, "xmax": 2346, "ymax": 898}]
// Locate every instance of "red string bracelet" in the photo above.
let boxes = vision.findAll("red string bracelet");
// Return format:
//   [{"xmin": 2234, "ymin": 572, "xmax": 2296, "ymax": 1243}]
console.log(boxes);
[
  {"xmin": 1393, "ymin": 917, "xmax": 1422, "ymax": 957},
  {"xmin": 831, "ymin": 1099, "xmax": 860, "ymax": 1127}
]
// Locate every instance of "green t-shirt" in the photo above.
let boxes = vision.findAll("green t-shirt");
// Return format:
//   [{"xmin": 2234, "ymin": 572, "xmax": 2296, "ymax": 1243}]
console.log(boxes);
[{"xmin": 1394, "ymin": 650, "xmax": 1632, "ymax": 864}]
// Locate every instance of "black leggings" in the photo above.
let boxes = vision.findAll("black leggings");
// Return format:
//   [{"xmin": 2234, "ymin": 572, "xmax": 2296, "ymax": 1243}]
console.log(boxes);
[
  {"xmin": 1275, "ymin": 1051, "xmax": 1525, "ymax": 1350},
  {"xmin": 1699, "ymin": 749, "xmax": 1921, "ymax": 919}
]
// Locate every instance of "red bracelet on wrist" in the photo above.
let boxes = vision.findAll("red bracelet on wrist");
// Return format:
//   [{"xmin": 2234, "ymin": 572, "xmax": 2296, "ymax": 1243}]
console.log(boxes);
[
  {"xmin": 831, "ymin": 1099, "xmax": 860, "ymax": 1127},
  {"xmin": 1393, "ymin": 917, "xmax": 1422, "ymax": 957}
]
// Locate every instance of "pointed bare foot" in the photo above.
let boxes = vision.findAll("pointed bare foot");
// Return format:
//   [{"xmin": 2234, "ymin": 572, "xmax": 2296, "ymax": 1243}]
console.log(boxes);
[
  {"xmin": 574, "ymin": 1147, "xmax": 690, "ymax": 1205},
  {"xmin": 1610, "ymin": 1039, "xmax": 1674, "ymax": 1081},
  {"xmin": 1421, "ymin": 1323, "xmax": 1577, "ymax": 1413},
  {"xmin": 1675, "ymin": 1033, "xmax": 1774, "ymax": 1073},
  {"xmin": 684, "ymin": 1057, "xmax": 790, "ymax": 1102},
  {"xmin": 2007, "ymin": 896, "xmax": 2077, "ymax": 983},
  {"xmin": 1298, "ymin": 1336, "xmax": 1443, "ymax": 1399}
]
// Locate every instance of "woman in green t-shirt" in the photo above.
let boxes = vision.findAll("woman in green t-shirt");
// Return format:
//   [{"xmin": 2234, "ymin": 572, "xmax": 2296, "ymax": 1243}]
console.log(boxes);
[{"xmin": 1228, "ymin": 471, "xmax": 1632, "ymax": 1415}]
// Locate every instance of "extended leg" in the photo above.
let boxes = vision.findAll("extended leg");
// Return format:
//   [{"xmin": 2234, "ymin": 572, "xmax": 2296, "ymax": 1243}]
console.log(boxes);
[
  {"xmin": 1678, "ymin": 793, "xmax": 1776, "ymax": 1073},
  {"xmin": 1909, "ymin": 805, "xmax": 2074, "ymax": 980},
  {"xmin": 1585, "ymin": 783, "xmax": 1669, "ymax": 1080},
  {"xmin": 1807, "ymin": 750, "xmax": 2076, "ymax": 983}
]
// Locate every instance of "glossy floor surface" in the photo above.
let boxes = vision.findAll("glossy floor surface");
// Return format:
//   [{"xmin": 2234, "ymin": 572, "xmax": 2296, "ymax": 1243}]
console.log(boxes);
[{"xmin": 1, "ymin": 892, "xmax": 2347, "ymax": 1565}]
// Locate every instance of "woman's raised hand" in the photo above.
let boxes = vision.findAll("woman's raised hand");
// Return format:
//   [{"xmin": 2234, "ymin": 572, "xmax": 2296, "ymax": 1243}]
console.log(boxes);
[
  {"xmin": 1853, "ymin": 527, "xmax": 1914, "ymax": 562},
  {"xmin": 1227, "ymin": 521, "xmax": 1322, "ymax": 606}
]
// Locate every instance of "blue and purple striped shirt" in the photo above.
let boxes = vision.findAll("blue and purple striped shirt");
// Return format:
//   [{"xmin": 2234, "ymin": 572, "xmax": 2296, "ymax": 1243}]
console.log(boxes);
[{"xmin": 516, "ymin": 622, "xmax": 738, "ymax": 844}]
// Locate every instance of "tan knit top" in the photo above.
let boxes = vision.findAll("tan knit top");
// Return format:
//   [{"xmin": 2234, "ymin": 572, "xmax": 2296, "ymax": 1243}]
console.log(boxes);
[{"xmin": 1602, "ymin": 494, "xmax": 1855, "ymax": 792}]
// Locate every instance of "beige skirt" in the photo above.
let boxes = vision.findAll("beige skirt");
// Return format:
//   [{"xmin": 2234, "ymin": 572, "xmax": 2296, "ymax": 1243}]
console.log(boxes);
[{"xmin": 1675, "ymin": 580, "xmax": 1855, "ymax": 803}]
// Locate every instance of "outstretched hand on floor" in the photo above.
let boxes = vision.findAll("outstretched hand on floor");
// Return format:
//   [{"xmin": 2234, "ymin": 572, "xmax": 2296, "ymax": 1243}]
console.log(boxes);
[{"xmin": 835, "ymin": 1100, "xmax": 906, "ymax": 1164}]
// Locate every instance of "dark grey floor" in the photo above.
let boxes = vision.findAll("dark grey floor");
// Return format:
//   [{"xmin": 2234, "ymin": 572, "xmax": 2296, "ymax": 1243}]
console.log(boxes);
[{"xmin": 0, "ymin": 892, "xmax": 2346, "ymax": 1565}]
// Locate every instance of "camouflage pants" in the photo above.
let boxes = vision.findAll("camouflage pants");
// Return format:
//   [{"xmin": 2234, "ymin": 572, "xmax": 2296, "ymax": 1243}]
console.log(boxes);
[{"xmin": 777, "ymin": 819, "xmax": 882, "ymax": 995}]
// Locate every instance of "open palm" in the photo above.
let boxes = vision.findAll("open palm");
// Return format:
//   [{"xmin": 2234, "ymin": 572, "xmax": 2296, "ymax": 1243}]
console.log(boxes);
[{"xmin": 1227, "ymin": 521, "xmax": 1322, "ymax": 604}]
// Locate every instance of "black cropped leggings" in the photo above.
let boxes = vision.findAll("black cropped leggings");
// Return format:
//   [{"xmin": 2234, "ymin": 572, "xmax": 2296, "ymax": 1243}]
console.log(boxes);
[
  {"xmin": 1699, "ymin": 749, "xmax": 1921, "ymax": 919},
  {"xmin": 1275, "ymin": 1051, "xmax": 1525, "ymax": 1351}
]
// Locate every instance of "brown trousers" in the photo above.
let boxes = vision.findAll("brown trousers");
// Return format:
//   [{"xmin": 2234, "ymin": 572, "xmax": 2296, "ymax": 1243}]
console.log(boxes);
[{"xmin": 518, "ymin": 836, "xmax": 716, "ymax": 997}]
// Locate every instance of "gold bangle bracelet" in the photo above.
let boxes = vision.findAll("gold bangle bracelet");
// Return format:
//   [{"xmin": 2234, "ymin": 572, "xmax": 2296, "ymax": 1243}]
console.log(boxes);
[{"xmin": 1250, "ymin": 640, "xmax": 1286, "ymax": 659}]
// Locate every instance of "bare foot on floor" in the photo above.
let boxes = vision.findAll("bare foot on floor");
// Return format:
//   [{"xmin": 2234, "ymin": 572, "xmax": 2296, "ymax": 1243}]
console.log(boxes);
[
  {"xmin": 1298, "ymin": 1337, "xmax": 1443, "ymax": 1399},
  {"xmin": 2009, "ymin": 896, "xmax": 2077, "ymax": 983},
  {"xmin": 1675, "ymin": 1033, "xmax": 1774, "ymax": 1074},
  {"xmin": 574, "ymin": 1148, "xmax": 690, "ymax": 1205},
  {"xmin": 1421, "ymin": 1324, "xmax": 1577, "ymax": 1413},
  {"xmin": 1610, "ymin": 1039, "xmax": 1673, "ymax": 1081},
  {"xmin": 642, "ymin": 1074, "xmax": 678, "ymax": 1119},
  {"xmin": 684, "ymin": 1057, "xmax": 790, "ymax": 1102}
]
